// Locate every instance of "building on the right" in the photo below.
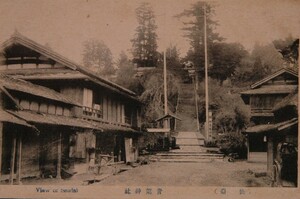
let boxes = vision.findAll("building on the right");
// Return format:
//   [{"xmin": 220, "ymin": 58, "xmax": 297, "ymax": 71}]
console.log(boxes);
[{"xmin": 240, "ymin": 67, "xmax": 298, "ymax": 186}]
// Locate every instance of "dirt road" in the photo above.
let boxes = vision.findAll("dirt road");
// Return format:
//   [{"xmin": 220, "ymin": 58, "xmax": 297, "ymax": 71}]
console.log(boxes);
[{"xmin": 96, "ymin": 160, "xmax": 272, "ymax": 187}]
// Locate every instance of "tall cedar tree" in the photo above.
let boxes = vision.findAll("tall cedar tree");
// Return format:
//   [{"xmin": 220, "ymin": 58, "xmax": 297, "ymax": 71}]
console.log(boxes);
[
  {"xmin": 176, "ymin": 1, "xmax": 223, "ymax": 80},
  {"xmin": 131, "ymin": 2, "xmax": 159, "ymax": 68}
]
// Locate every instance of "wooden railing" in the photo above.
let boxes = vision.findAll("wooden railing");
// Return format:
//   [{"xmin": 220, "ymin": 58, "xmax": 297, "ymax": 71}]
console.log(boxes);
[
  {"xmin": 83, "ymin": 106, "xmax": 103, "ymax": 119},
  {"xmin": 125, "ymin": 116, "xmax": 132, "ymax": 125},
  {"xmin": 82, "ymin": 107, "xmax": 140, "ymax": 129}
]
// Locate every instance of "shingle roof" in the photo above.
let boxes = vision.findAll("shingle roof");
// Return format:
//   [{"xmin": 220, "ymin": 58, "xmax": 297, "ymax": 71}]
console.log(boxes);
[
  {"xmin": 7, "ymin": 110, "xmax": 103, "ymax": 131},
  {"xmin": 0, "ymin": 110, "xmax": 33, "ymax": 128},
  {"xmin": 156, "ymin": 113, "xmax": 182, "ymax": 121},
  {"xmin": 273, "ymin": 91, "xmax": 298, "ymax": 112},
  {"xmin": 0, "ymin": 32, "xmax": 140, "ymax": 103},
  {"xmin": 7, "ymin": 110, "xmax": 140, "ymax": 134},
  {"xmin": 96, "ymin": 122, "xmax": 140, "ymax": 133},
  {"xmin": 240, "ymin": 85, "xmax": 298, "ymax": 95},
  {"xmin": 3, "ymin": 69, "xmax": 87, "ymax": 80},
  {"xmin": 244, "ymin": 118, "xmax": 298, "ymax": 134},
  {"xmin": 250, "ymin": 68, "xmax": 298, "ymax": 89},
  {"xmin": 0, "ymin": 74, "xmax": 80, "ymax": 106}
]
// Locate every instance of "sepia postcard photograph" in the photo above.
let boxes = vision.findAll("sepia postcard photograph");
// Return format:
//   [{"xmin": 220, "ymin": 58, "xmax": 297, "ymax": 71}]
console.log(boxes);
[{"xmin": 0, "ymin": 0, "xmax": 299, "ymax": 198}]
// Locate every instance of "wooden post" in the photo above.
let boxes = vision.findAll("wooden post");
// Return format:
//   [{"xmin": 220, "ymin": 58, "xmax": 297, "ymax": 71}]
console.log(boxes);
[
  {"xmin": 16, "ymin": 135, "xmax": 22, "ymax": 185},
  {"xmin": 163, "ymin": 50, "xmax": 168, "ymax": 116},
  {"xmin": 0, "ymin": 122, "xmax": 3, "ymax": 178},
  {"xmin": 204, "ymin": 4, "xmax": 209, "ymax": 140},
  {"xmin": 9, "ymin": 134, "xmax": 17, "ymax": 185},
  {"xmin": 193, "ymin": 75, "xmax": 200, "ymax": 132},
  {"xmin": 267, "ymin": 135, "xmax": 274, "ymax": 174},
  {"xmin": 56, "ymin": 132, "xmax": 62, "ymax": 179},
  {"xmin": 247, "ymin": 135, "xmax": 250, "ymax": 162}
]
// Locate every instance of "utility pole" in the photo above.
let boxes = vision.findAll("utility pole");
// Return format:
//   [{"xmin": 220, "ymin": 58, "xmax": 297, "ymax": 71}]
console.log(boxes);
[
  {"xmin": 164, "ymin": 50, "xmax": 168, "ymax": 116},
  {"xmin": 204, "ymin": 3, "xmax": 209, "ymax": 140},
  {"xmin": 194, "ymin": 71, "xmax": 200, "ymax": 132}
]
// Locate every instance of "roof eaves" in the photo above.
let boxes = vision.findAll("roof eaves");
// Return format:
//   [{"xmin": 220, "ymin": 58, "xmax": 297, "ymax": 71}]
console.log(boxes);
[
  {"xmin": 0, "ymin": 75, "xmax": 80, "ymax": 106},
  {"xmin": 250, "ymin": 68, "xmax": 298, "ymax": 89},
  {"xmin": 3, "ymin": 32, "xmax": 141, "ymax": 100}
]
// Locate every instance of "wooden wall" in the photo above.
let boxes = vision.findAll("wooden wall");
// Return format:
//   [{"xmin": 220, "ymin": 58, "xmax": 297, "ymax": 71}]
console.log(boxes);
[
  {"xmin": 60, "ymin": 87, "xmax": 83, "ymax": 105},
  {"xmin": 21, "ymin": 131, "xmax": 40, "ymax": 177}
]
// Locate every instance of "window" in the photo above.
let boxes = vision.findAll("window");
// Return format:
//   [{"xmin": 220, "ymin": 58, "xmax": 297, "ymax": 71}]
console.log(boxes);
[
  {"xmin": 83, "ymin": 88, "xmax": 93, "ymax": 108},
  {"xmin": 39, "ymin": 103, "xmax": 48, "ymax": 113},
  {"xmin": 30, "ymin": 101, "xmax": 39, "ymax": 111},
  {"xmin": 20, "ymin": 100, "xmax": 30, "ymax": 109},
  {"xmin": 56, "ymin": 106, "xmax": 63, "ymax": 115},
  {"xmin": 48, "ymin": 104, "xmax": 56, "ymax": 114}
]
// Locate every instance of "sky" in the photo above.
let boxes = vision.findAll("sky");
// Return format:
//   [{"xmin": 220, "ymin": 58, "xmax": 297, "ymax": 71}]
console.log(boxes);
[{"xmin": 0, "ymin": 0, "xmax": 299, "ymax": 64}]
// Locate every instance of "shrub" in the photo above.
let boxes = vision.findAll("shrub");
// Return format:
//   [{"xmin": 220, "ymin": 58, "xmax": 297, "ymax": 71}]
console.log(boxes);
[
  {"xmin": 204, "ymin": 139, "xmax": 217, "ymax": 147},
  {"xmin": 216, "ymin": 133, "xmax": 247, "ymax": 159}
]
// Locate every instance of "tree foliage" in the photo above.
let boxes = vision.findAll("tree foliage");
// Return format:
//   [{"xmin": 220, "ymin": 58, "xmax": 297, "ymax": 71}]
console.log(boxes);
[
  {"xmin": 210, "ymin": 42, "xmax": 248, "ymax": 85},
  {"xmin": 131, "ymin": 2, "xmax": 159, "ymax": 68},
  {"xmin": 82, "ymin": 39, "xmax": 115, "ymax": 77},
  {"xmin": 140, "ymin": 69, "xmax": 180, "ymax": 125},
  {"xmin": 232, "ymin": 42, "xmax": 284, "ymax": 85},
  {"xmin": 166, "ymin": 44, "xmax": 181, "ymax": 68},
  {"xmin": 176, "ymin": 1, "xmax": 223, "ymax": 80},
  {"xmin": 273, "ymin": 36, "xmax": 299, "ymax": 68},
  {"xmin": 114, "ymin": 52, "xmax": 144, "ymax": 95},
  {"xmin": 198, "ymin": 80, "xmax": 249, "ymax": 157},
  {"xmin": 162, "ymin": 44, "xmax": 184, "ymax": 79}
]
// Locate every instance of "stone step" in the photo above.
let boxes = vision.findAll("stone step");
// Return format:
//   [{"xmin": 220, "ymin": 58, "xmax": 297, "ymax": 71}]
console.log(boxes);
[
  {"xmin": 176, "ymin": 137, "xmax": 204, "ymax": 140},
  {"xmin": 156, "ymin": 153, "xmax": 223, "ymax": 157},
  {"xmin": 156, "ymin": 159, "xmax": 221, "ymax": 163},
  {"xmin": 174, "ymin": 147, "xmax": 205, "ymax": 152},
  {"xmin": 176, "ymin": 142, "xmax": 203, "ymax": 146},
  {"xmin": 168, "ymin": 151, "xmax": 222, "ymax": 154},
  {"xmin": 157, "ymin": 156, "xmax": 223, "ymax": 160},
  {"xmin": 179, "ymin": 96, "xmax": 196, "ymax": 99}
]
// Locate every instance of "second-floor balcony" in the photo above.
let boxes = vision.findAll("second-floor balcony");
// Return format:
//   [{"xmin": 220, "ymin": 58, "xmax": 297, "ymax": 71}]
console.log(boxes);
[
  {"xmin": 81, "ymin": 106, "xmax": 136, "ymax": 128},
  {"xmin": 83, "ymin": 106, "xmax": 103, "ymax": 119}
]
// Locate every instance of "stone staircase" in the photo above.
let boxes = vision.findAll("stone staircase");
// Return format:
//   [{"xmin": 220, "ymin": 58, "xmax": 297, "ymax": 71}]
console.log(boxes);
[
  {"xmin": 176, "ymin": 83, "xmax": 199, "ymax": 132},
  {"xmin": 152, "ymin": 82, "xmax": 223, "ymax": 163}
]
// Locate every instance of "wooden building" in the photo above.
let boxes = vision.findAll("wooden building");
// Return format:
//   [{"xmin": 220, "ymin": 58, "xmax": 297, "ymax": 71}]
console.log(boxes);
[
  {"xmin": 0, "ymin": 75, "xmax": 104, "ymax": 183},
  {"xmin": 0, "ymin": 32, "xmax": 143, "ymax": 183},
  {"xmin": 241, "ymin": 68, "xmax": 298, "ymax": 175}
]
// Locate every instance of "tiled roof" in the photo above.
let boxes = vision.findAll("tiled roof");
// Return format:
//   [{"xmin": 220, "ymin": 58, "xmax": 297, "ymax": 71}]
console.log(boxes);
[{"xmin": 0, "ymin": 75, "xmax": 80, "ymax": 106}]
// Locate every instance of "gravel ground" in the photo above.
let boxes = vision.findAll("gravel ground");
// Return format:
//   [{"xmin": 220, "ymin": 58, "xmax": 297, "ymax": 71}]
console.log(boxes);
[
  {"xmin": 10, "ymin": 159, "xmax": 272, "ymax": 187},
  {"xmin": 96, "ymin": 160, "xmax": 272, "ymax": 187}
]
